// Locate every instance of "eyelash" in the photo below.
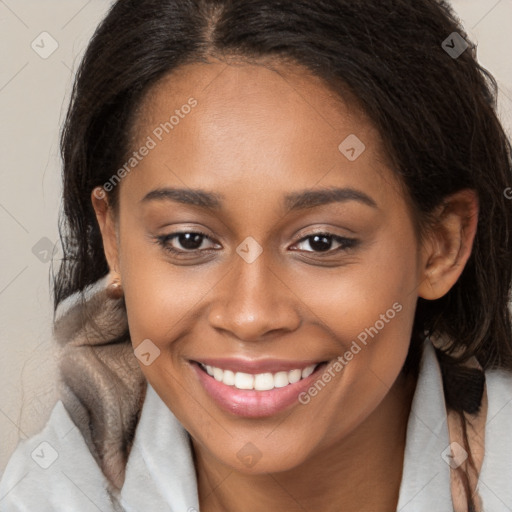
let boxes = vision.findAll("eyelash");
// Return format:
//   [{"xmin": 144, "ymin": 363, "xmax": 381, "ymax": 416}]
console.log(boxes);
[{"xmin": 154, "ymin": 230, "xmax": 358, "ymax": 257}]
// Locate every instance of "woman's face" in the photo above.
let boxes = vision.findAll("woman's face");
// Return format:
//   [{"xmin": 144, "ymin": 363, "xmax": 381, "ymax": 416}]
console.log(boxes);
[{"xmin": 97, "ymin": 60, "xmax": 431, "ymax": 473}]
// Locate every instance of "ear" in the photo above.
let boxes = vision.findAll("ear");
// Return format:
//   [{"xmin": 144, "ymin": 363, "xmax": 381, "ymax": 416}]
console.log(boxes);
[
  {"xmin": 91, "ymin": 187, "xmax": 120, "ymax": 273},
  {"xmin": 417, "ymin": 189, "xmax": 479, "ymax": 300}
]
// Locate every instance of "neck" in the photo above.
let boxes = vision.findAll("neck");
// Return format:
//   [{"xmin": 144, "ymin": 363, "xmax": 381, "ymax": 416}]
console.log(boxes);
[{"xmin": 193, "ymin": 370, "xmax": 417, "ymax": 512}]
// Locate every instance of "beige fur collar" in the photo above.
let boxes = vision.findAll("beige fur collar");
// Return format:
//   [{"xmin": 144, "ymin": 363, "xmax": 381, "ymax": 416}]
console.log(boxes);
[{"xmin": 54, "ymin": 276, "xmax": 146, "ymax": 493}]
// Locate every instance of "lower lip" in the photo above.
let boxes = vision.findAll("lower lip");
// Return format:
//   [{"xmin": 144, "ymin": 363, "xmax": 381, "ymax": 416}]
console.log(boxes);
[{"xmin": 191, "ymin": 361, "xmax": 328, "ymax": 418}]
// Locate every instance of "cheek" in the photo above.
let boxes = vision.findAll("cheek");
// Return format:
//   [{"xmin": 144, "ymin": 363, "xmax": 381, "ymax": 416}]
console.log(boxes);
[
  {"xmin": 121, "ymin": 261, "xmax": 220, "ymax": 353},
  {"xmin": 292, "ymin": 227, "xmax": 419, "ymax": 410},
  {"xmin": 117, "ymin": 216, "xmax": 217, "ymax": 342},
  {"xmin": 294, "ymin": 230, "xmax": 418, "ymax": 348}
]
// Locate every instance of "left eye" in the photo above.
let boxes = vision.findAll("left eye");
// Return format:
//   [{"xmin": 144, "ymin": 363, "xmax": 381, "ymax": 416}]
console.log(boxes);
[{"xmin": 293, "ymin": 233, "xmax": 357, "ymax": 253}]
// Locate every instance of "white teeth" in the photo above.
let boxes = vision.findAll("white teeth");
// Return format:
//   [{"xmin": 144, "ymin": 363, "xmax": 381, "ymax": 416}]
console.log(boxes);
[
  {"xmin": 288, "ymin": 369, "xmax": 302, "ymax": 383},
  {"xmin": 273, "ymin": 371, "xmax": 289, "ymax": 388},
  {"xmin": 199, "ymin": 363, "xmax": 318, "ymax": 390},
  {"xmin": 302, "ymin": 365, "xmax": 315, "ymax": 378},
  {"xmin": 254, "ymin": 373, "xmax": 274, "ymax": 391},
  {"xmin": 234, "ymin": 372, "xmax": 254, "ymax": 389},
  {"xmin": 223, "ymin": 369, "xmax": 235, "ymax": 386}
]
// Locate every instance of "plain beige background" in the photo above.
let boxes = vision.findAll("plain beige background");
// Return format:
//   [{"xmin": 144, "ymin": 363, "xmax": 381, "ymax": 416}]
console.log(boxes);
[{"xmin": 0, "ymin": 0, "xmax": 511, "ymax": 476}]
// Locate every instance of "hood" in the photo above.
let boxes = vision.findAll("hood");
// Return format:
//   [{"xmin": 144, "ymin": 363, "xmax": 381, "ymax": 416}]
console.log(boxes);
[{"xmin": 53, "ymin": 275, "xmax": 147, "ymax": 491}]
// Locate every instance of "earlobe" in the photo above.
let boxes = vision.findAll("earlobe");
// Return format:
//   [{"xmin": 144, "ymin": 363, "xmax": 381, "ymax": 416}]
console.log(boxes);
[
  {"xmin": 91, "ymin": 187, "xmax": 120, "ymax": 273},
  {"xmin": 417, "ymin": 189, "xmax": 479, "ymax": 301}
]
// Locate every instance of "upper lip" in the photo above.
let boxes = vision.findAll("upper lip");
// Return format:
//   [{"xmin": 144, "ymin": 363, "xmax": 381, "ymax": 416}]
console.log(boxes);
[{"xmin": 192, "ymin": 357, "xmax": 326, "ymax": 374}]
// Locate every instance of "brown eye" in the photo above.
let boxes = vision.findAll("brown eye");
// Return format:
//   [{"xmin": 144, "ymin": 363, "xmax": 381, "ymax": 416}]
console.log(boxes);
[
  {"xmin": 293, "ymin": 233, "xmax": 358, "ymax": 254},
  {"xmin": 156, "ymin": 231, "xmax": 219, "ymax": 255}
]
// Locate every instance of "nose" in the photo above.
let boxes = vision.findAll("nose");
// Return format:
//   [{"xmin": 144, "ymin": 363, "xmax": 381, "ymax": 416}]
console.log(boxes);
[{"xmin": 207, "ymin": 252, "xmax": 302, "ymax": 342}]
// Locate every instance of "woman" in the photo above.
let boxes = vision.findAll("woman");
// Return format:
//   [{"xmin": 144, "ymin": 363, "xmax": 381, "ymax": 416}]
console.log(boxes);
[{"xmin": 1, "ymin": 0, "xmax": 511, "ymax": 511}]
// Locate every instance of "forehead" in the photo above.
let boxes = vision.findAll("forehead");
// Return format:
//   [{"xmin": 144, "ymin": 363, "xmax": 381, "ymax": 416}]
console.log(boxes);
[
  {"xmin": 122, "ymin": 58, "xmax": 403, "ymax": 215},
  {"xmin": 133, "ymin": 57, "xmax": 378, "ymax": 145}
]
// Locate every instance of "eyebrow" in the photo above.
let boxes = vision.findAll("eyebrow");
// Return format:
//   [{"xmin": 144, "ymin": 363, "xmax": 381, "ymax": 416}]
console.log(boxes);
[{"xmin": 141, "ymin": 186, "xmax": 378, "ymax": 212}]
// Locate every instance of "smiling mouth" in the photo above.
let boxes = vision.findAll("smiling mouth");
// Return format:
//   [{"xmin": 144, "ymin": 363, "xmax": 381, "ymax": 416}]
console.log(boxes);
[
  {"xmin": 190, "ymin": 358, "xmax": 331, "ymax": 418},
  {"xmin": 195, "ymin": 361, "xmax": 329, "ymax": 391}
]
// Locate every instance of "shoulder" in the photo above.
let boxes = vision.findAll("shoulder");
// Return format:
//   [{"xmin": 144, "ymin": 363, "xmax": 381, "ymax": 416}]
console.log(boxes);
[
  {"xmin": 0, "ymin": 400, "xmax": 114, "ymax": 511},
  {"xmin": 484, "ymin": 367, "xmax": 512, "ymax": 420},
  {"xmin": 477, "ymin": 368, "xmax": 512, "ymax": 510},
  {"xmin": 481, "ymin": 367, "xmax": 512, "ymax": 450}
]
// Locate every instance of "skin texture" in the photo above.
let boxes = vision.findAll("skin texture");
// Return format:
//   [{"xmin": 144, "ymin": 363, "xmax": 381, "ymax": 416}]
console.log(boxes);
[{"xmin": 92, "ymin": 59, "xmax": 478, "ymax": 512}]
